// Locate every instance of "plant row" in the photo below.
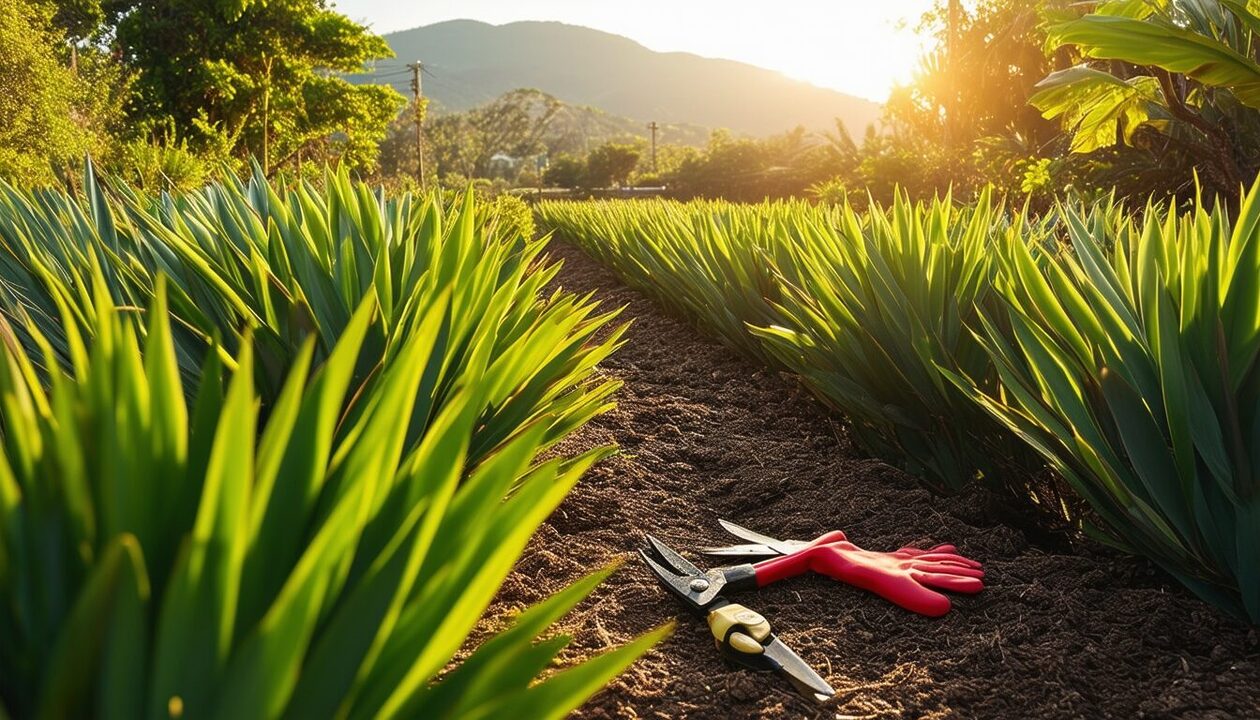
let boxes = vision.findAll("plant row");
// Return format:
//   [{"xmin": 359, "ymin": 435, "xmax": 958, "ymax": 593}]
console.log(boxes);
[
  {"xmin": 0, "ymin": 165, "xmax": 665, "ymax": 719},
  {"xmin": 538, "ymin": 190, "xmax": 1260, "ymax": 623}
]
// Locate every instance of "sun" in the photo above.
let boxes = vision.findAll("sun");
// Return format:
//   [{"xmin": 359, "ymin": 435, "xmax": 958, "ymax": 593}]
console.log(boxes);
[
  {"xmin": 749, "ymin": 15, "xmax": 931, "ymax": 101},
  {"xmin": 603, "ymin": 0, "xmax": 937, "ymax": 102}
]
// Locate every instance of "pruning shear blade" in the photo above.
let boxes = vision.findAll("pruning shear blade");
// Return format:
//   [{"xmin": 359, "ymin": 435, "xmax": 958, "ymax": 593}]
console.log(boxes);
[
  {"xmin": 699, "ymin": 542, "xmax": 806, "ymax": 557},
  {"xmin": 763, "ymin": 638, "xmax": 835, "ymax": 703},
  {"xmin": 702, "ymin": 519, "xmax": 803, "ymax": 556},
  {"xmin": 645, "ymin": 534, "xmax": 704, "ymax": 576}
]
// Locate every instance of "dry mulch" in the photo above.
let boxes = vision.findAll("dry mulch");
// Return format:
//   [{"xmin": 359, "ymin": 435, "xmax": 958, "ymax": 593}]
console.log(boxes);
[{"xmin": 476, "ymin": 241, "xmax": 1260, "ymax": 719}]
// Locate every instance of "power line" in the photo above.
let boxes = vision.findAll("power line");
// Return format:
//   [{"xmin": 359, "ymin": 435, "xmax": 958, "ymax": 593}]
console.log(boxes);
[
  {"xmin": 361, "ymin": 65, "xmax": 456, "ymax": 93},
  {"xmin": 419, "ymin": 74, "xmax": 457, "ymax": 93},
  {"xmin": 417, "ymin": 65, "xmax": 461, "ymax": 93}
]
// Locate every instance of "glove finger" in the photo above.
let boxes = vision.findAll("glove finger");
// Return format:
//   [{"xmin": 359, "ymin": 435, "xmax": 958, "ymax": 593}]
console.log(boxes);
[
  {"xmin": 912, "ymin": 552, "xmax": 982, "ymax": 569},
  {"xmin": 919, "ymin": 557, "xmax": 985, "ymax": 573},
  {"xmin": 897, "ymin": 545, "xmax": 955, "ymax": 557},
  {"xmin": 936, "ymin": 561, "xmax": 987, "ymax": 576},
  {"xmin": 915, "ymin": 561, "xmax": 985, "ymax": 579},
  {"xmin": 912, "ymin": 570, "xmax": 984, "ymax": 594},
  {"xmin": 886, "ymin": 584, "xmax": 953, "ymax": 617}
]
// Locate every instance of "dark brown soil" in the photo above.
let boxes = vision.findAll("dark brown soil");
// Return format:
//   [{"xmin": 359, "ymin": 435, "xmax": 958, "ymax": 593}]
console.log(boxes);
[{"xmin": 481, "ymin": 241, "xmax": 1260, "ymax": 719}]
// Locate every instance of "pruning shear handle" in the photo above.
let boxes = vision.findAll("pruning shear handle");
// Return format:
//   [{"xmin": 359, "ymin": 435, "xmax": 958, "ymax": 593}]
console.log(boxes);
[
  {"xmin": 639, "ymin": 534, "xmax": 835, "ymax": 703},
  {"xmin": 708, "ymin": 602, "xmax": 834, "ymax": 703}
]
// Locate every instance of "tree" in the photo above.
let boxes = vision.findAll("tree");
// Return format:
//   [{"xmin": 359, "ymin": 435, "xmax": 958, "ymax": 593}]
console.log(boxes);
[
  {"xmin": 584, "ymin": 142, "xmax": 640, "ymax": 188},
  {"xmin": 377, "ymin": 97, "xmax": 437, "ymax": 186},
  {"xmin": 466, "ymin": 90, "xmax": 561, "ymax": 176},
  {"xmin": 0, "ymin": 0, "xmax": 94, "ymax": 183},
  {"xmin": 105, "ymin": 0, "xmax": 404, "ymax": 173},
  {"xmin": 33, "ymin": 0, "xmax": 104, "ymax": 42},
  {"xmin": 669, "ymin": 130, "xmax": 768, "ymax": 200},
  {"xmin": 855, "ymin": 0, "xmax": 1070, "ymax": 199},
  {"xmin": 919, "ymin": 0, "xmax": 1066, "ymax": 147},
  {"xmin": 543, "ymin": 154, "xmax": 586, "ymax": 188},
  {"xmin": 404, "ymin": 89, "xmax": 562, "ymax": 182},
  {"xmin": 664, "ymin": 128, "xmax": 839, "ymax": 201},
  {"xmin": 1031, "ymin": 0, "xmax": 1260, "ymax": 201},
  {"xmin": 630, "ymin": 142, "xmax": 698, "ymax": 186},
  {"xmin": 424, "ymin": 113, "xmax": 482, "ymax": 180}
]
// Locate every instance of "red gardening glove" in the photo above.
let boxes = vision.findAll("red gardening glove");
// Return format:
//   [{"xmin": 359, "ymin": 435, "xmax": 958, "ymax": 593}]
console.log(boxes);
[{"xmin": 753, "ymin": 532, "xmax": 984, "ymax": 617}]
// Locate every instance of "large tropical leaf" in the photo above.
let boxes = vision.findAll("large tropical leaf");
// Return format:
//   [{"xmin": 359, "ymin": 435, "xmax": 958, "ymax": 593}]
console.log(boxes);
[
  {"xmin": 1031, "ymin": 66, "xmax": 1167, "ymax": 153},
  {"xmin": 1047, "ymin": 13, "xmax": 1260, "ymax": 107}
]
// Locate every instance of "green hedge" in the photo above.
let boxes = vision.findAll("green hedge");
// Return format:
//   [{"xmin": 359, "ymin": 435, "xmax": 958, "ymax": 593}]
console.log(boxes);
[
  {"xmin": 540, "ymin": 189, "xmax": 1260, "ymax": 622},
  {"xmin": 0, "ymin": 169, "xmax": 664, "ymax": 717}
]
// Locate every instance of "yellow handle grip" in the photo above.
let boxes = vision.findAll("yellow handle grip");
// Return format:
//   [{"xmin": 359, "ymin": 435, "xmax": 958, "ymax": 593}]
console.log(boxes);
[{"xmin": 708, "ymin": 604, "xmax": 772, "ymax": 656}]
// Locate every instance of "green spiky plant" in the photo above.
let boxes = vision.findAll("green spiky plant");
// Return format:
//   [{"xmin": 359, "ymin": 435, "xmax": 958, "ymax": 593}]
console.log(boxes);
[
  {"xmin": 539, "ymin": 198, "xmax": 797, "ymax": 362},
  {"xmin": 752, "ymin": 190, "xmax": 1041, "ymax": 491},
  {"xmin": 0, "ymin": 163, "xmax": 624, "ymax": 469},
  {"xmin": 0, "ymin": 162, "xmax": 525, "ymax": 393},
  {"xmin": 950, "ymin": 185, "xmax": 1260, "ymax": 620},
  {"xmin": 542, "ymin": 188, "xmax": 1260, "ymax": 620},
  {"xmin": 540, "ymin": 195, "xmax": 1040, "ymax": 491},
  {"xmin": 0, "ymin": 275, "xmax": 667, "ymax": 719}
]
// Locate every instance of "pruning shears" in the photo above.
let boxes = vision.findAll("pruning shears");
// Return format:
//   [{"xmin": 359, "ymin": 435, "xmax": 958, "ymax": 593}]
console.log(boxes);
[
  {"xmin": 640, "ymin": 522, "xmax": 983, "ymax": 703},
  {"xmin": 638, "ymin": 535, "xmax": 836, "ymax": 703}
]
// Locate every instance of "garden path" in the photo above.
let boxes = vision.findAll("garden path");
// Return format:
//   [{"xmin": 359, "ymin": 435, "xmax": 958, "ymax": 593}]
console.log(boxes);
[{"xmin": 477, "ymin": 241, "xmax": 1260, "ymax": 719}]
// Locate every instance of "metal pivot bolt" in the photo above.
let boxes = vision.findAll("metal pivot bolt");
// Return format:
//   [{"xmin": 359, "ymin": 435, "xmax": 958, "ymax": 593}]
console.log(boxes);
[{"xmin": 689, "ymin": 578, "xmax": 710, "ymax": 593}]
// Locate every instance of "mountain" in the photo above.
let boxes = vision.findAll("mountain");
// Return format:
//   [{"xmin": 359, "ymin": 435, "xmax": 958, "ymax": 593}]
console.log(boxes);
[{"xmin": 361, "ymin": 20, "xmax": 882, "ymax": 139}]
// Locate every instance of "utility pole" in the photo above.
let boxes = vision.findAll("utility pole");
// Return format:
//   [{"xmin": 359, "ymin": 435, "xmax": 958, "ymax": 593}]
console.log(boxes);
[
  {"xmin": 408, "ymin": 61, "xmax": 427, "ymax": 190},
  {"xmin": 262, "ymin": 55, "xmax": 273, "ymax": 176},
  {"xmin": 945, "ymin": 0, "xmax": 960, "ymax": 154},
  {"xmin": 647, "ymin": 121, "xmax": 659, "ymax": 173}
]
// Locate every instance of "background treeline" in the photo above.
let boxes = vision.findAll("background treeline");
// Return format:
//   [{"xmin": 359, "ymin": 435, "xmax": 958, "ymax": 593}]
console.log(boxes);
[
  {"xmin": 521, "ymin": 0, "xmax": 1260, "ymax": 209},
  {"xmin": 8, "ymin": 0, "xmax": 1260, "ymax": 209},
  {"xmin": 2, "ymin": 0, "xmax": 404, "ymax": 189}
]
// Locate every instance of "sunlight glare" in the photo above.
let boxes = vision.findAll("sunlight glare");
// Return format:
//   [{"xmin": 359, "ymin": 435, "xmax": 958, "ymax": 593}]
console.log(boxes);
[{"xmin": 333, "ymin": 0, "xmax": 937, "ymax": 101}]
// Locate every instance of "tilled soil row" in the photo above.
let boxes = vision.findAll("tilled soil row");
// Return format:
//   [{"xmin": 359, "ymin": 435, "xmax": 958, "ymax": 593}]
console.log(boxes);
[{"xmin": 475, "ymin": 240, "xmax": 1260, "ymax": 719}]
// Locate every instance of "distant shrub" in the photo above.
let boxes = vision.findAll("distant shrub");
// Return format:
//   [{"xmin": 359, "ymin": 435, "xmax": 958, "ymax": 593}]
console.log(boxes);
[
  {"xmin": 110, "ymin": 138, "xmax": 211, "ymax": 192},
  {"xmin": 487, "ymin": 193, "xmax": 537, "ymax": 240},
  {"xmin": 808, "ymin": 177, "xmax": 850, "ymax": 205}
]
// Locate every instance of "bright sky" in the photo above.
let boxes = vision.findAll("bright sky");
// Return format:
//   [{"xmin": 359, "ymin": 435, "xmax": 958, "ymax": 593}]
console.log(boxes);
[{"xmin": 331, "ymin": 0, "xmax": 937, "ymax": 102}]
